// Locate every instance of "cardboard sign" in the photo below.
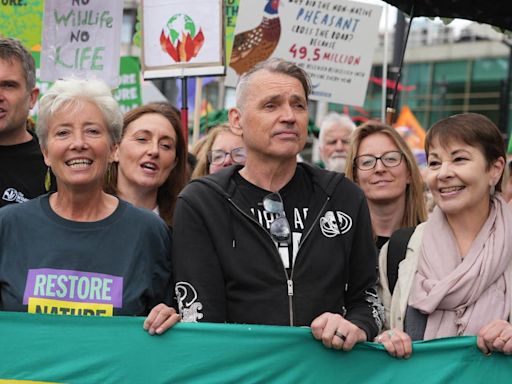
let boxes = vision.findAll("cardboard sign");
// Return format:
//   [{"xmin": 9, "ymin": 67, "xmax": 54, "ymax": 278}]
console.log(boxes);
[
  {"xmin": 141, "ymin": 0, "xmax": 225, "ymax": 79},
  {"xmin": 40, "ymin": 0, "xmax": 123, "ymax": 87},
  {"xmin": 226, "ymin": 0, "xmax": 382, "ymax": 106}
]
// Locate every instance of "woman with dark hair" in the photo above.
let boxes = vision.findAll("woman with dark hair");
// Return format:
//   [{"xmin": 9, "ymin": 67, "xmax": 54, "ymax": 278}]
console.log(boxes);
[
  {"xmin": 376, "ymin": 113, "xmax": 512, "ymax": 358},
  {"xmin": 105, "ymin": 102, "xmax": 187, "ymax": 227}
]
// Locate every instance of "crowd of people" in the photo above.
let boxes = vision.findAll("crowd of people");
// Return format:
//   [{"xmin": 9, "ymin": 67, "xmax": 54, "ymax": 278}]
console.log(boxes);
[{"xmin": 1, "ymin": 37, "xmax": 512, "ymax": 357}]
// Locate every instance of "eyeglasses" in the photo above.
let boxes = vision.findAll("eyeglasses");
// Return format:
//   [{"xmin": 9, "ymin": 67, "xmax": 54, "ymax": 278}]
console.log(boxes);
[
  {"xmin": 207, "ymin": 147, "xmax": 246, "ymax": 165},
  {"xmin": 263, "ymin": 192, "xmax": 291, "ymax": 244},
  {"xmin": 354, "ymin": 151, "xmax": 404, "ymax": 171}
]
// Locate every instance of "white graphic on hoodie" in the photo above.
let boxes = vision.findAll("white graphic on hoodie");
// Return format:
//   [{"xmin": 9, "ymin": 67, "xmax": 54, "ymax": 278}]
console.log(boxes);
[
  {"xmin": 319, "ymin": 211, "xmax": 352, "ymax": 238},
  {"xmin": 175, "ymin": 281, "xmax": 204, "ymax": 322}
]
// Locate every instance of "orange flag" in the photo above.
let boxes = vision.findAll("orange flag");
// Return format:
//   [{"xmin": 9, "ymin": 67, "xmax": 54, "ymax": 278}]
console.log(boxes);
[{"xmin": 393, "ymin": 106, "xmax": 427, "ymax": 166}]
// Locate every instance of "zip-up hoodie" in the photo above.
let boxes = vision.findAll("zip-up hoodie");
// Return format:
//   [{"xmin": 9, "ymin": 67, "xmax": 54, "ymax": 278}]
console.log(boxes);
[{"xmin": 173, "ymin": 163, "xmax": 381, "ymax": 339}]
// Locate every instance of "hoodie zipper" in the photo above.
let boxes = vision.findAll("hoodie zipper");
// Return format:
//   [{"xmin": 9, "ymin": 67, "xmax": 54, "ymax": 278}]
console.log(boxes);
[
  {"xmin": 228, "ymin": 197, "xmax": 295, "ymax": 325},
  {"xmin": 228, "ymin": 196, "xmax": 331, "ymax": 327},
  {"xmin": 287, "ymin": 197, "xmax": 330, "ymax": 325}
]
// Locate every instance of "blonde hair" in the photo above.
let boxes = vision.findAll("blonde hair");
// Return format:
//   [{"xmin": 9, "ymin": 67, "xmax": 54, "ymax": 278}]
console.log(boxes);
[
  {"xmin": 191, "ymin": 123, "xmax": 238, "ymax": 179},
  {"xmin": 345, "ymin": 121, "xmax": 427, "ymax": 228}
]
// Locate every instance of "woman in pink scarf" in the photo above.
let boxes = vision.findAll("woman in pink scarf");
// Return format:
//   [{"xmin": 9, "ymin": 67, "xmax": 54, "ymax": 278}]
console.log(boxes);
[{"xmin": 377, "ymin": 113, "xmax": 512, "ymax": 358}]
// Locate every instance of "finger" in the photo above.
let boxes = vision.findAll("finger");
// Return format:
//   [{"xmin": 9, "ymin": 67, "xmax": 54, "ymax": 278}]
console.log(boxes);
[
  {"xmin": 145, "ymin": 304, "xmax": 173, "ymax": 334},
  {"xmin": 342, "ymin": 329, "xmax": 358, "ymax": 351},
  {"xmin": 403, "ymin": 334, "xmax": 413, "ymax": 358},
  {"xmin": 476, "ymin": 335, "xmax": 491, "ymax": 355},
  {"xmin": 332, "ymin": 330, "xmax": 346, "ymax": 350},
  {"xmin": 382, "ymin": 339, "xmax": 397, "ymax": 357},
  {"xmin": 310, "ymin": 313, "xmax": 329, "ymax": 341},
  {"xmin": 484, "ymin": 333, "xmax": 500, "ymax": 353},
  {"xmin": 150, "ymin": 307, "xmax": 177, "ymax": 335},
  {"xmin": 389, "ymin": 330, "xmax": 412, "ymax": 358},
  {"xmin": 143, "ymin": 304, "xmax": 164, "ymax": 331},
  {"xmin": 390, "ymin": 333, "xmax": 406, "ymax": 358},
  {"xmin": 321, "ymin": 317, "xmax": 341, "ymax": 349},
  {"xmin": 155, "ymin": 312, "xmax": 181, "ymax": 335},
  {"xmin": 503, "ymin": 339, "xmax": 512, "ymax": 355},
  {"xmin": 492, "ymin": 335, "xmax": 508, "ymax": 351}
]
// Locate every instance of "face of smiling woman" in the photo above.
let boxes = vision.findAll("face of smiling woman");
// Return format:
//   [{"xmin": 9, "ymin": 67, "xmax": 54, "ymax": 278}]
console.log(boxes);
[
  {"xmin": 426, "ymin": 138, "xmax": 503, "ymax": 220},
  {"xmin": 42, "ymin": 100, "xmax": 114, "ymax": 193},
  {"xmin": 355, "ymin": 132, "xmax": 410, "ymax": 205}
]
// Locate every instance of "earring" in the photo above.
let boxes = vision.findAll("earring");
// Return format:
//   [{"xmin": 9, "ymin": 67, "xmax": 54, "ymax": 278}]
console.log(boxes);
[
  {"xmin": 490, "ymin": 184, "xmax": 496, "ymax": 196},
  {"xmin": 44, "ymin": 167, "xmax": 52, "ymax": 192}
]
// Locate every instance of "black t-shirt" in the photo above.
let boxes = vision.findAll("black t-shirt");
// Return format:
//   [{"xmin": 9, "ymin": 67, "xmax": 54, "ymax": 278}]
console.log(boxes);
[
  {"xmin": 233, "ymin": 167, "xmax": 313, "ymax": 275},
  {"xmin": 0, "ymin": 132, "xmax": 47, "ymax": 208},
  {"xmin": 375, "ymin": 236, "xmax": 390, "ymax": 252}
]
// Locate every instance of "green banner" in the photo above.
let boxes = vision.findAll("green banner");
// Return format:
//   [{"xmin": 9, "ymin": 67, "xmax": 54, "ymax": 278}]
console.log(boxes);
[
  {"xmin": 0, "ymin": 312, "xmax": 510, "ymax": 383},
  {"xmin": 0, "ymin": 0, "xmax": 44, "ymax": 51}
]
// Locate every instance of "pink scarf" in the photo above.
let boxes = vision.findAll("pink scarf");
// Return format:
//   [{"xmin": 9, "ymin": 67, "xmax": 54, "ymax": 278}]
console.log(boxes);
[{"xmin": 409, "ymin": 196, "xmax": 512, "ymax": 340}]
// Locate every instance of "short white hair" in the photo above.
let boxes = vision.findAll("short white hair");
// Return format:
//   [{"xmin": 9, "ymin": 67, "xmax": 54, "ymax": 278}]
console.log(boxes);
[
  {"xmin": 37, "ymin": 78, "xmax": 122, "ymax": 148},
  {"xmin": 318, "ymin": 113, "xmax": 355, "ymax": 145}
]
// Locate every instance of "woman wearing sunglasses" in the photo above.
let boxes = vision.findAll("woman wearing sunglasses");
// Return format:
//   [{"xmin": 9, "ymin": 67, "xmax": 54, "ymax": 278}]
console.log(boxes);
[
  {"xmin": 191, "ymin": 123, "xmax": 246, "ymax": 179},
  {"xmin": 345, "ymin": 122, "xmax": 427, "ymax": 251}
]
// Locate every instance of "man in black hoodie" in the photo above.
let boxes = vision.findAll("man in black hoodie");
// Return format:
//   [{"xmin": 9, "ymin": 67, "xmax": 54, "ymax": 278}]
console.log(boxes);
[{"xmin": 172, "ymin": 58, "xmax": 382, "ymax": 350}]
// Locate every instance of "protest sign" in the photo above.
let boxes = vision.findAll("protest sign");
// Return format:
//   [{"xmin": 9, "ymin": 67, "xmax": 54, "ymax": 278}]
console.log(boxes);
[
  {"xmin": 141, "ymin": 0, "xmax": 225, "ymax": 78},
  {"xmin": 225, "ymin": 0, "xmax": 240, "ymax": 64},
  {"xmin": 31, "ymin": 52, "xmax": 142, "ymax": 119},
  {"xmin": 0, "ymin": 0, "xmax": 44, "ymax": 51},
  {"xmin": 226, "ymin": 0, "xmax": 382, "ymax": 106},
  {"xmin": 113, "ymin": 56, "xmax": 143, "ymax": 113},
  {"xmin": 40, "ymin": 0, "xmax": 123, "ymax": 87}
]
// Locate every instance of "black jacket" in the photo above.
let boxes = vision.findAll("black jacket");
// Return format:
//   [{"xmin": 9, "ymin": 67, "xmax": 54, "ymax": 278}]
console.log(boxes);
[{"xmin": 173, "ymin": 163, "xmax": 381, "ymax": 339}]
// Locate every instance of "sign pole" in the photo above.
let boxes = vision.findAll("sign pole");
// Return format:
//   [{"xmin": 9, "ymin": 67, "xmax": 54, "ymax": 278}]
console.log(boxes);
[{"xmin": 181, "ymin": 76, "xmax": 188, "ymax": 147}]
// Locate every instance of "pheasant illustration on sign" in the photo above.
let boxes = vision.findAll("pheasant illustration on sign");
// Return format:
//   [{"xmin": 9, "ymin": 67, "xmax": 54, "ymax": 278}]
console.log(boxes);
[
  {"xmin": 230, "ymin": 0, "xmax": 281, "ymax": 75},
  {"xmin": 160, "ymin": 14, "xmax": 205, "ymax": 62}
]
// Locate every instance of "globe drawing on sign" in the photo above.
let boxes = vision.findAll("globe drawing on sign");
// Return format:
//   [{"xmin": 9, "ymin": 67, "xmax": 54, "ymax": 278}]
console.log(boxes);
[{"xmin": 160, "ymin": 14, "xmax": 205, "ymax": 62}]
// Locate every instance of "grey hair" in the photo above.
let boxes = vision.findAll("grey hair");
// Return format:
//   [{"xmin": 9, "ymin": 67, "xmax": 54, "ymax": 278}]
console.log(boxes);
[
  {"xmin": 235, "ymin": 58, "xmax": 311, "ymax": 110},
  {"xmin": 37, "ymin": 78, "xmax": 123, "ymax": 148},
  {"xmin": 319, "ymin": 112, "xmax": 356, "ymax": 145},
  {"xmin": 0, "ymin": 37, "xmax": 36, "ymax": 91}
]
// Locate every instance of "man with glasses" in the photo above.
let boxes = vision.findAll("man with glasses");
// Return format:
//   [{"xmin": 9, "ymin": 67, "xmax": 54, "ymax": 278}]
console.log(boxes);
[
  {"xmin": 172, "ymin": 58, "xmax": 382, "ymax": 351},
  {"xmin": 318, "ymin": 112, "xmax": 356, "ymax": 173}
]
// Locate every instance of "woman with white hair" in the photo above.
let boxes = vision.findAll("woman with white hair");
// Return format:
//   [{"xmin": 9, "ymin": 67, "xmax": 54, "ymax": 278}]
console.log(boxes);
[{"xmin": 0, "ymin": 78, "xmax": 179, "ymax": 334}]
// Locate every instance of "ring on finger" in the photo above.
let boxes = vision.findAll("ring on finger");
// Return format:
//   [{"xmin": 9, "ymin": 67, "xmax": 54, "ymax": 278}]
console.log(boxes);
[
  {"xmin": 498, "ymin": 336, "xmax": 508, "ymax": 343},
  {"xmin": 334, "ymin": 330, "xmax": 347, "ymax": 342},
  {"xmin": 376, "ymin": 334, "xmax": 384, "ymax": 343},
  {"xmin": 387, "ymin": 330, "xmax": 395, "ymax": 338}
]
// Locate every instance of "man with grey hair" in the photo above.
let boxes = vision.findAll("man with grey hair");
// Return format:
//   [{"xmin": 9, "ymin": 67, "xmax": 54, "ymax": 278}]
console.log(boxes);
[
  {"xmin": 318, "ymin": 112, "xmax": 355, "ymax": 173},
  {"xmin": 0, "ymin": 37, "xmax": 45, "ymax": 208},
  {"xmin": 172, "ymin": 58, "xmax": 381, "ymax": 350}
]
